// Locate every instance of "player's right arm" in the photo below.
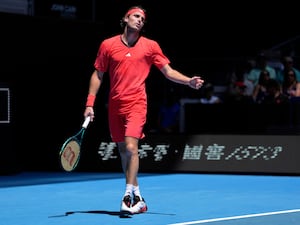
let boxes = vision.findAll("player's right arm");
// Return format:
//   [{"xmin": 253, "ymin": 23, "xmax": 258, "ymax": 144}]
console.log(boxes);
[{"xmin": 84, "ymin": 70, "xmax": 104, "ymax": 121}]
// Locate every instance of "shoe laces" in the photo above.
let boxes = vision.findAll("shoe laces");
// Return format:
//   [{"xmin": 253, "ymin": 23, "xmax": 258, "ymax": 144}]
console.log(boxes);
[
  {"xmin": 123, "ymin": 195, "xmax": 131, "ymax": 207},
  {"xmin": 133, "ymin": 195, "xmax": 144, "ymax": 206}
]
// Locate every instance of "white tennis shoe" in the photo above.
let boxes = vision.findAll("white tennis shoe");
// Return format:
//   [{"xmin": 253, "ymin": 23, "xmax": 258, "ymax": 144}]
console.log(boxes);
[
  {"xmin": 120, "ymin": 195, "xmax": 132, "ymax": 213},
  {"xmin": 130, "ymin": 195, "xmax": 148, "ymax": 214}
]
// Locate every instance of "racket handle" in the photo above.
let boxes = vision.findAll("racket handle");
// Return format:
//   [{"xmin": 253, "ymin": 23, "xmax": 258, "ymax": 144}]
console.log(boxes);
[{"xmin": 82, "ymin": 116, "xmax": 91, "ymax": 128}]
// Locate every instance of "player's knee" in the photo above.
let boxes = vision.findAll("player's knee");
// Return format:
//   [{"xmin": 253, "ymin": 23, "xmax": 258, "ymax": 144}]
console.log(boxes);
[{"xmin": 126, "ymin": 143, "xmax": 138, "ymax": 155}]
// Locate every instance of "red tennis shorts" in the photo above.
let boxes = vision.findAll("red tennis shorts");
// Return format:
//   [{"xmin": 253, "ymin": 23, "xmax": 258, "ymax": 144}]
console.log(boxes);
[{"xmin": 108, "ymin": 102, "xmax": 146, "ymax": 142}]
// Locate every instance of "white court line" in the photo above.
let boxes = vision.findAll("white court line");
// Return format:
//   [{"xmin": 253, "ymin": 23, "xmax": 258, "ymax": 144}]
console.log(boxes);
[{"xmin": 168, "ymin": 209, "xmax": 300, "ymax": 225}]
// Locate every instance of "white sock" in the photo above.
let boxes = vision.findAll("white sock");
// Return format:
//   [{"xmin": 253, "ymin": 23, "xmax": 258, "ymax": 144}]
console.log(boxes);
[
  {"xmin": 124, "ymin": 184, "xmax": 134, "ymax": 197},
  {"xmin": 133, "ymin": 185, "xmax": 142, "ymax": 199}
]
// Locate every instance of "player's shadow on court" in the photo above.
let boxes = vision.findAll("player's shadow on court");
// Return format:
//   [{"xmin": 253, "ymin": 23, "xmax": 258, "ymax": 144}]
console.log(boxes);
[
  {"xmin": 49, "ymin": 210, "xmax": 133, "ymax": 218},
  {"xmin": 49, "ymin": 210, "xmax": 175, "ymax": 219}
]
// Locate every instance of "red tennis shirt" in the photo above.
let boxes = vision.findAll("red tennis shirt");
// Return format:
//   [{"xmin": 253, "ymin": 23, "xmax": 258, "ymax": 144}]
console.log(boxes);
[
  {"xmin": 94, "ymin": 35, "xmax": 170, "ymax": 110},
  {"xmin": 94, "ymin": 35, "xmax": 170, "ymax": 141}
]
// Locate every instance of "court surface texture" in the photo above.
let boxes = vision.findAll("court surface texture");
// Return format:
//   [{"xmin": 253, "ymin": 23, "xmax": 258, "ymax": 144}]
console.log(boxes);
[{"xmin": 1, "ymin": 171, "xmax": 299, "ymax": 225}]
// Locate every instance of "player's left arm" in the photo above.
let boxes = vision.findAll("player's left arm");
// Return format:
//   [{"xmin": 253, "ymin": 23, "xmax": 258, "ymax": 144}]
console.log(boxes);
[{"xmin": 160, "ymin": 64, "xmax": 204, "ymax": 90}]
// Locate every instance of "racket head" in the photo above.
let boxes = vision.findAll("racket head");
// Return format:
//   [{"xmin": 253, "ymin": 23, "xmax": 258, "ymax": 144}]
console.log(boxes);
[
  {"xmin": 59, "ymin": 137, "xmax": 81, "ymax": 172},
  {"xmin": 59, "ymin": 117, "xmax": 90, "ymax": 172}
]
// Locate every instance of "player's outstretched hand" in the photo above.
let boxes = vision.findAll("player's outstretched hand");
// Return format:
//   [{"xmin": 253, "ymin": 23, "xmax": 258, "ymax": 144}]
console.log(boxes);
[{"xmin": 189, "ymin": 76, "xmax": 204, "ymax": 89}]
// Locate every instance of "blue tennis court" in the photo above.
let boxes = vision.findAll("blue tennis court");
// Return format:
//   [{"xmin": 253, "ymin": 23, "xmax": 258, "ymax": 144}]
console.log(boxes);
[{"xmin": 1, "ymin": 172, "xmax": 299, "ymax": 225}]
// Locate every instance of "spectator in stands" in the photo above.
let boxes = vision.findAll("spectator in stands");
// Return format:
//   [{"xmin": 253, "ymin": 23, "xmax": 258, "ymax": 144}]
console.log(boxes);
[
  {"xmin": 225, "ymin": 81, "xmax": 254, "ymax": 104},
  {"xmin": 246, "ymin": 52, "xmax": 277, "ymax": 86},
  {"xmin": 262, "ymin": 79, "xmax": 289, "ymax": 104},
  {"xmin": 277, "ymin": 56, "xmax": 300, "ymax": 84},
  {"xmin": 241, "ymin": 59, "xmax": 256, "ymax": 96},
  {"xmin": 200, "ymin": 83, "xmax": 222, "ymax": 104},
  {"xmin": 282, "ymin": 68, "xmax": 300, "ymax": 98},
  {"xmin": 252, "ymin": 70, "xmax": 271, "ymax": 103},
  {"xmin": 227, "ymin": 59, "xmax": 256, "ymax": 98}
]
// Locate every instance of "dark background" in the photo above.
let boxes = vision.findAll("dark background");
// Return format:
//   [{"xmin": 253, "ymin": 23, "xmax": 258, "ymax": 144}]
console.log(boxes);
[{"xmin": 1, "ymin": 0, "xmax": 300, "ymax": 174}]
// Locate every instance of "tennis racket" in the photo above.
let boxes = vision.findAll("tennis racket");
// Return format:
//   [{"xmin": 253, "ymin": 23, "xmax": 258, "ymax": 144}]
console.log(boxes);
[{"xmin": 59, "ymin": 116, "xmax": 91, "ymax": 172}]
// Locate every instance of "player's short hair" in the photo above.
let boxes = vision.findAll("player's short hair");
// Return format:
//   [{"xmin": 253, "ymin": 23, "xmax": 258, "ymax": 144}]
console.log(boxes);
[{"xmin": 120, "ymin": 6, "xmax": 147, "ymax": 29}]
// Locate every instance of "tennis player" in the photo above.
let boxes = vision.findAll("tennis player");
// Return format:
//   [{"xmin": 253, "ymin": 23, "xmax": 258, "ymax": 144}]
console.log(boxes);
[{"xmin": 84, "ymin": 5, "xmax": 204, "ymax": 214}]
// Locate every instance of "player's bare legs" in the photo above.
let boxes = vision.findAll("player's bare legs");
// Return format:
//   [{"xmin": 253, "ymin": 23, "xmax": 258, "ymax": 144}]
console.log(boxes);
[
  {"xmin": 119, "ymin": 137, "xmax": 147, "ymax": 214},
  {"xmin": 118, "ymin": 136, "xmax": 139, "ymax": 186}
]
